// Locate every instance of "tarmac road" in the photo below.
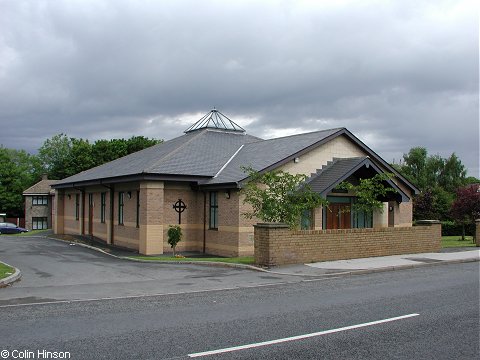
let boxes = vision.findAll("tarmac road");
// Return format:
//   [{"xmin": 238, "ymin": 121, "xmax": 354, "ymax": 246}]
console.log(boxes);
[
  {"xmin": 0, "ymin": 261, "xmax": 478, "ymax": 359},
  {"xmin": 0, "ymin": 235, "xmax": 306, "ymax": 305}
]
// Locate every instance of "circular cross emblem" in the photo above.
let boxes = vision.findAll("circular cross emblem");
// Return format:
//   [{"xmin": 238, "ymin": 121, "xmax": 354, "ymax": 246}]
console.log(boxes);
[{"xmin": 173, "ymin": 199, "xmax": 187, "ymax": 224}]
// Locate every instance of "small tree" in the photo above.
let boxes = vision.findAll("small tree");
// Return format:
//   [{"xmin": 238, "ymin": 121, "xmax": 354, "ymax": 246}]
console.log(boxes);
[
  {"xmin": 450, "ymin": 185, "xmax": 480, "ymax": 242},
  {"xmin": 241, "ymin": 168, "xmax": 327, "ymax": 229},
  {"xmin": 167, "ymin": 225, "xmax": 182, "ymax": 256},
  {"xmin": 338, "ymin": 173, "xmax": 396, "ymax": 215}
]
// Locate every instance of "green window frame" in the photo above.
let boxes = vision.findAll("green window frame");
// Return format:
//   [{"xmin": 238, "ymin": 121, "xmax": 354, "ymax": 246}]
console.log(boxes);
[
  {"xmin": 136, "ymin": 191, "xmax": 140, "ymax": 228},
  {"xmin": 100, "ymin": 192, "xmax": 106, "ymax": 223},
  {"xmin": 118, "ymin": 192, "xmax": 124, "ymax": 225},
  {"xmin": 209, "ymin": 191, "xmax": 218, "ymax": 230},
  {"xmin": 75, "ymin": 194, "xmax": 80, "ymax": 220}
]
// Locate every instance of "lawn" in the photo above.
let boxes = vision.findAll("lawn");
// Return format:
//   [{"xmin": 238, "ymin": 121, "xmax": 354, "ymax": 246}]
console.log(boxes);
[
  {"xmin": 128, "ymin": 256, "xmax": 255, "ymax": 265},
  {"xmin": 11, "ymin": 230, "xmax": 50, "ymax": 236},
  {"xmin": 442, "ymin": 236, "xmax": 476, "ymax": 248},
  {"xmin": 0, "ymin": 262, "xmax": 15, "ymax": 280}
]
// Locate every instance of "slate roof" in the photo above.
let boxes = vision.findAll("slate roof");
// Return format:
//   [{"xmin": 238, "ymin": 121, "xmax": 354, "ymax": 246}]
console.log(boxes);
[
  {"xmin": 52, "ymin": 124, "xmax": 418, "ymax": 196},
  {"xmin": 54, "ymin": 129, "xmax": 262, "ymax": 186},
  {"xmin": 23, "ymin": 180, "xmax": 57, "ymax": 195},
  {"xmin": 201, "ymin": 128, "xmax": 344, "ymax": 185}
]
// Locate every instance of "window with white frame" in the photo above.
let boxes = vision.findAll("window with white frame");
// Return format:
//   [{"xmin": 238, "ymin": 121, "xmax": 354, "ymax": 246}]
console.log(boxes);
[
  {"xmin": 32, "ymin": 217, "xmax": 48, "ymax": 230},
  {"xmin": 32, "ymin": 196, "xmax": 48, "ymax": 206}
]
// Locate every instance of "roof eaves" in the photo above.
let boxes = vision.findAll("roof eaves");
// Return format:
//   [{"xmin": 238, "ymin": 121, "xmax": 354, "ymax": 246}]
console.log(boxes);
[{"xmin": 52, "ymin": 173, "xmax": 211, "ymax": 189}]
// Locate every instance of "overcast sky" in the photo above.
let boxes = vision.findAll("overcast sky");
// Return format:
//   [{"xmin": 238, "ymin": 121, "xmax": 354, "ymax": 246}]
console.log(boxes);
[{"xmin": 0, "ymin": 0, "xmax": 478, "ymax": 176}]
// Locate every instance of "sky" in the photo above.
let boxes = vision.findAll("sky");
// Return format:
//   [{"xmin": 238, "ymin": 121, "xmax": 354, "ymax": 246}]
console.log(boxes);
[{"xmin": 0, "ymin": 0, "xmax": 478, "ymax": 176}]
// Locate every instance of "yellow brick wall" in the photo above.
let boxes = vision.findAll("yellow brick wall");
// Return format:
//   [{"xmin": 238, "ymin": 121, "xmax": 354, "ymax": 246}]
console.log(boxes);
[{"xmin": 254, "ymin": 223, "xmax": 442, "ymax": 266}]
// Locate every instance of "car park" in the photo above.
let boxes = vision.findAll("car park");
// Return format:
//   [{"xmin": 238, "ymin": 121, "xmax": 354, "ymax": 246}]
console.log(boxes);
[{"xmin": 0, "ymin": 222, "xmax": 28, "ymax": 234}]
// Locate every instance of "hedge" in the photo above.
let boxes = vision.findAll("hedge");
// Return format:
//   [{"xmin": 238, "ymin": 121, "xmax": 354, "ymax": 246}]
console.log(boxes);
[{"xmin": 440, "ymin": 221, "xmax": 475, "ymax": 236}]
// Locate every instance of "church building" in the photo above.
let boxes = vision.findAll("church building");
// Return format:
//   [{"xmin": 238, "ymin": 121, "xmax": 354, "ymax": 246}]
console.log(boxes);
[{"xmin": 52, "ymin": 109, "xmax": 418, "ymax": 256}]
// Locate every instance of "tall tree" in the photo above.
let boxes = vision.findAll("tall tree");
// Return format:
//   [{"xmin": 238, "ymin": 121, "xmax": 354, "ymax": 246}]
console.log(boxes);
[
  {"xmin": 0, "ymin": 147, "xmax": 42, "ymax": 216},
  {"xmin": 38, "ymin": 133, "xmax": 72, "ymax": 179},
  {"xmin": 440, "ymin": 153, "xmax": 467, "ymax": 193},
  {"xmin": 398, "ymin": 147, "xmax": 468, "ymax": 221},
  {"xmin": 450, "ymin": 184, "xmax": 480, "ymax": 241}
]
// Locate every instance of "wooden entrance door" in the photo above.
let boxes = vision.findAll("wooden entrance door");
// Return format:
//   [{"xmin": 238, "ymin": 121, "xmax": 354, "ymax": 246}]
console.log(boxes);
[{"xmin": 327, "ymin": 203, "xmax": 351, "ymax": 229}]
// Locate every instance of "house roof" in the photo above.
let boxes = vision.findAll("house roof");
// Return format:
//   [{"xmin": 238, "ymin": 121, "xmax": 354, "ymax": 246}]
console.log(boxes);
[
  {"xmin": 53, "ymin": 129, "xmax": 262, "ymax": 187},
  {"xmin": 201, "ymin": 128, "xmax": 343, "ymax": 185},
  {"xmin": 305, "ymin": 157, "xmax": 410, "ymax": 201},
  {"xmin": 23, "ymin": 180, "xmax": 57, "ymax": 195},
  {"xmin": 52, "ymin": 117, "xmax": 418, "ymax": 196}
]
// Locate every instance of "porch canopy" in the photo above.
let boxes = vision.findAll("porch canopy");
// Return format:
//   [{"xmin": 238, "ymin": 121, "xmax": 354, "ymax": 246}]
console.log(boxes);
[{"xmin": 305, "ymin": 156, "xmax": 410, "ymax": 203}]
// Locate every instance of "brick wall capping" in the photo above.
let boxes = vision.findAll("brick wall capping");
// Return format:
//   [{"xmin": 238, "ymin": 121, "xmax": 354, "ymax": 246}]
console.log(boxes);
[
  {"xmin": 253, "ymin": 222, "xmax": 290, "ymax": 229},
  {"xmin": 415, "ymin": 220, "xmax": 441, "ymax": 225}
]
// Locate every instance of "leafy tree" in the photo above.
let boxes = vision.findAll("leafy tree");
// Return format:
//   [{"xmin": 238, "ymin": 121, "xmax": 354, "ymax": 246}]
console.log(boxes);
[
  {"xmin": 38, "ymin": 133, "xmax": 72, "ymax": 179},
  {"xmin": 167, "ymin": 225, "xmax": 183, "ymax": 256},
  {"xmin": 66, "ymin": 138, "xmax": 96, "ymax": 176},
  {"xmin": 91, "ymin": 139, "xmax": 128, "ymax": 165},
  {"xmin": 440, "ymin": 153, "xmax": 467, "ymax": 193},
  {"xmin": 241, "ymin": 168, "xmax": 327, "ymax": 229},
  {"xmin": 0, "ymin": 147, "xmax": 42, "ymax": 216},
  {"xmin": 125, "ymin": 136, "xmax": 161, "ymax": 154},
  {"xmin": 338, "ymin": 173, "xmax": 396, "ymax": 214},
  {"xmin": 413, "ymin": 186, "xmax": 453, "ymax": 221},
  {"xmin": 397, "ymin": 147, "xmax": 468, "ymax": 222},
  {"xmin": 38, "ymin": 134, "xmax": 163, "ymax": 179},
  {"xmin": 450, "ymin": 185, "xmax": 480, "ymax": 241}
]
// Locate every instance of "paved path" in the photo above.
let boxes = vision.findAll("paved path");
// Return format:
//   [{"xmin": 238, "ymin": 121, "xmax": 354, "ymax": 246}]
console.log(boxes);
[{"xmin": 273, "ymin": 248, "xmax": 479, "ymax": 276}]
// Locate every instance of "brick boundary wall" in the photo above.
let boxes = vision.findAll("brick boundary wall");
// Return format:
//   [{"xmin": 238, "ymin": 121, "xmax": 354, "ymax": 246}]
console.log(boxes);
[
  {"xmin": 476, "ymin": 219, "xmax": 480, "ymax": 247},
  {"xmin": 254, "ymin": 221, "xmax": 442, "ymax": 267}
]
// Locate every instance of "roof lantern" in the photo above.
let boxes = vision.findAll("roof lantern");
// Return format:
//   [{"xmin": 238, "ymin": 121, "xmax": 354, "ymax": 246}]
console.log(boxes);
[{"xmin": 184, "ymin": 108, "xmax": 246, "ymax": 134}]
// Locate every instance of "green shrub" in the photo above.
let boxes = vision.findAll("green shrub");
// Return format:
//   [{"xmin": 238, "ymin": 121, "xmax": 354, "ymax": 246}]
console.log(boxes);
[
  {"xmin": 167, "ymin": 225, "xmax": 182, "ymax": 256},
  {"xmin": 440, "ymin": 221, "xmax": 475, "ymax": 236}
]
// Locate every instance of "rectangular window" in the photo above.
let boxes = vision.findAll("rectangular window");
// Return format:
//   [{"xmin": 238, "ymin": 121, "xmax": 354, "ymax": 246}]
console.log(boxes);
[
  {"xmin": 32, "ymin": 195, "xmax": 48, "ymax": 206},
  {"xmin": 100, "ymin": 192, "xmax": 106, "ymax": 223},
  {"xmin": 353, "ymin": 209, "xmax": 373, "ymax": 228},
  {"xmin": 136, "ymin": 191, "xmax": 140, "ymax": 228},
  {"xmin": 75, "ymin": 194, "xmax": 80, "ymax": 220},
  {"xmin": 209, "ymin": 191, "xmax": 218, "ymax": 230},
  {"xmin": 32, "ymin": 217, "xmax": 48, "ymax": 230},
  {"xmin": 300, "ymin": 209, "xmax": 314, "ymax": 230},
  {"xmin": 118, "ymin": 192, "xmax": 124, "ymax": 225}
]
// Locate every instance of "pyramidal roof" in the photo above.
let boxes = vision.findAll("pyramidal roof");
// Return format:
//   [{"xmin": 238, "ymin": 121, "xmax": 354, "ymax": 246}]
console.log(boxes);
[{"xmin": 184, "ymin": 108, "xmax": 245, "ymax": 134}]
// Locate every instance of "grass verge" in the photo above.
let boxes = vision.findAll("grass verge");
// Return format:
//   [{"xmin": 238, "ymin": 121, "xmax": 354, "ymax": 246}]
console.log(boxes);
[
  {"xmin": 128, "ymin": 256, "xmax": 255, "ymax": 265},
  {"xmin": 0, "ymin": 262, "xmax": 15, "ymax": 280},
  {"xmin": 442, "ymin": 236, "xmax": 476, "ymax": 248},
  {"xmin": 11, "ymin": 230, "xmax": 50, "ymax": 236}
]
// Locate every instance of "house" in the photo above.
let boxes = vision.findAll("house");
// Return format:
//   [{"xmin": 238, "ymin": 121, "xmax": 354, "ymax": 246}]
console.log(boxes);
[
  {"xmin": 52, "ymin": 109, "xmax": 418, "ymax": 256},
  {"xmin": 23, "ymin": 175, "xmax": 56, "ymax": 231}
]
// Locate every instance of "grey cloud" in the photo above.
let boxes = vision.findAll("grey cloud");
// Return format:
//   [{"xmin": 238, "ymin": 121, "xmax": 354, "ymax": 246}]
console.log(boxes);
[{"xmin": 0, "ymin": 0, "xmax": 477, "ymax": 176}]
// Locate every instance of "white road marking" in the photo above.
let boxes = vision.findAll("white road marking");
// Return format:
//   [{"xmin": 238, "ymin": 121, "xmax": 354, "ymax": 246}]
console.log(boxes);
[{"xmin": 188, "ymin": 313, "xmax": 420, "ymax": 357}]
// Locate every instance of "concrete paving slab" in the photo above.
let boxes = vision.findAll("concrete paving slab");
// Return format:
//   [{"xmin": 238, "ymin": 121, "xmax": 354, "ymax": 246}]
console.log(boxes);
[
  {"xmin": 283, "ymin": 249, "xmax": 480, "ymax": 275},
  {"xmin": 306, "ymin": 256, "xmax": 421, "ymax": 270}
]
